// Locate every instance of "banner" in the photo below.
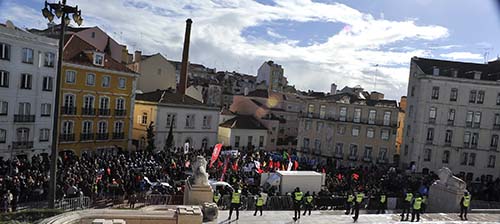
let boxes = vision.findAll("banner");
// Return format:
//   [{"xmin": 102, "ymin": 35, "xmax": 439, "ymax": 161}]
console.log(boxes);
[
  {"xmin": 184, "ymin": 142, "xmax": 190, "ymax": 154},
  {"xmin": 209, "ymin": 143, "xmax": 223, "ymax": 168},
  {"xmin": 287, "ymin": 159, "xmax": 292, "ymax": 171}
]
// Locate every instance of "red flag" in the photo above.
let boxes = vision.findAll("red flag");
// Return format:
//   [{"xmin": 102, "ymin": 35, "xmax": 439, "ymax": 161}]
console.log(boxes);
[
  {"xmin": 107, "ymin": 168, "xmax": 111, "ymax": 175},
  {"xmin": 337, "ymin": 173, "xmax": 343, "ymax": 180},
  {"xmin": 220, "ymin": 156, "xmax": 229, "ymax": 181},
  {"xmin": 209, "ymin": 144, "xmax": 223, "ymax": 168},
  {"xmin": 232, "ymin": 160, "xmax": 239, "ymax": 171},
  {"xmin": 275, "ymin": 161, "xmax": 280, "ymax": 170},
  {"xmin": 217, "ymin": 160, "xmax": 223, "ymax": 168},
  {"xmin": 352, "ymin": 173, "xmax": 359, "ymax": 180},
  {"xmin": 269, "ymin": 160, "xmax": 273, "ymax": 169},
  {"xmin": 293, "ymin": 161, "xmax": 299, "ymax": 170}
]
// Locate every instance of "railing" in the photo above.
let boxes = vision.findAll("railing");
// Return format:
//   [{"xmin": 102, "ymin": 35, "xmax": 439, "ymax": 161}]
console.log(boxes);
[
  {"xmin": 494, "ymin": 124, "xmax": 500, "ymax": 130},
  {"xmin": 61, "ymin": 106, "xmax": 77, "ymax": 115},
  {"xmin": 112, "ymin": 132, "xmax": 125, "ymax": 140},
  {"xmin": 12, "ymin": 141, "xmax": 33, "ymax": 149},
  {"xmin": 377, "ymin": 158, "xmax": 387, "ymax": 164},
  {"xmin": 348, "ymin": 155, "xmax": 357, "ymax": 161},
  {"xmin": 59, "ymin": 133, "xmax": 75, "ymax": 142},
  {"xmin": 334, "ymin": 153, "xmax": 343, "ymax": 159},
  {"xmin": 115, "ymin": 109, "xmax": 126, "ymax": 116},
  {"xmin": 96, "ymin": 133, "xmax": 109, "ymax": 140},
  {"xmin": 81, "ymin": 107, "xmax": 96, "ymax": 115},
  {"xmin": 55, "ymin": 196, "xmax": 91, "ymax": 211},
  {"xmin": 99, "ymin": 109, "xmax": 110, "ymax": 116},
  {"xmin": 14, "ymin": 114, "xmax": 35, "ymax": 122},
  {"xmin": 80, "ymin": 133, "xmax": 94, "ymax": 141},
  {"xmin": 362, "ymin": 157, "xmax": 372, "ymax": 162}
]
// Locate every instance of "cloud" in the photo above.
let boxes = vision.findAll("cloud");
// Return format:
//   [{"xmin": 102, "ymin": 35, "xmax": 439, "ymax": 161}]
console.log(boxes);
[
  {"xmin": 0, "ymin": 0, "xmax": 450, "ymax": 100},
  {"xmin": 440, "ymin": 52, "xmax": 482, "ymax": 61},
  {"xmin": 429, "ymin": 44, "xmax": 461, "ymax": 50}
]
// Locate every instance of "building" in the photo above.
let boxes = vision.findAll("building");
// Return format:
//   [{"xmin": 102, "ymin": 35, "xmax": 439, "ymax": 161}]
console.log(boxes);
[
  {"xmin": 133, "ymin": 89, "xmax": 219, "ymax": 151},
  {"xmin": 257, "ymin": 61, "xmax": 287, "ymax": 92},
  {"xmin": 127, "ymin": 52, "xmax": 176, "ymax": 92},
  {"xmin": 218, "ymin": 115, "xmax": 268, "ymax": 150},
  {"xmin": 0, "ymin": 21, "xmax": 58, "ymax": 159},
  {"xmin": 395, "ymin": 96, "xmax": 407, "ymax": 156},
  {"xmin": 297, "ymin": 92, "xmax": 399, "ymax": 168},
  {"xmin": 58, "ymin": 34, "xmax": 139, "ymax": 155},
  {"xmin": 402, "ymin": 57, "xmax": 500, "ymax": 181}
]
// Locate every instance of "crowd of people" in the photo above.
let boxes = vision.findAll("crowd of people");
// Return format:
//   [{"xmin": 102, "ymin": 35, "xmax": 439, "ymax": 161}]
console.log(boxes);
[{"xmin": 1, "ymin": 145, "xmax": 500, "ymax": 214}]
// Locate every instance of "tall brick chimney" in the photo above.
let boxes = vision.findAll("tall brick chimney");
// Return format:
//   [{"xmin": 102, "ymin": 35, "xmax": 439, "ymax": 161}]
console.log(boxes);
[{"xmin": 179, "ymin": 18, "xmax": 192, "ymax": 95}]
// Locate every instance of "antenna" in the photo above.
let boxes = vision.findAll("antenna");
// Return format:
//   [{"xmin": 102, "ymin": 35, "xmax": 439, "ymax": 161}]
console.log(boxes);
[{"xmin": 481, "ymin": 47, "xmax": 493, "ymax": 64}]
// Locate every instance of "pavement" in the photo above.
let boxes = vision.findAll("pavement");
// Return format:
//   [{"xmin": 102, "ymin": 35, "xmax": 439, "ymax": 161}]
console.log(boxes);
[{"xmin": 209, "ymin": 210, "xmax": 500, "ymax": 224}]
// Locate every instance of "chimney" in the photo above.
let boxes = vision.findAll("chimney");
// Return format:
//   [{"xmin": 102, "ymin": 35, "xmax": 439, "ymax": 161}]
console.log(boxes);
[
  {"xmin": 134, "ymin": 50, "xmax": 142, "ymax": 63},
  {"xmin": 330, "ymin": 83, "xmax": 337, "ymax": 95},
  {"xmin": 179, "ymin": 18, "xmax": 193, "ymax": 95}
]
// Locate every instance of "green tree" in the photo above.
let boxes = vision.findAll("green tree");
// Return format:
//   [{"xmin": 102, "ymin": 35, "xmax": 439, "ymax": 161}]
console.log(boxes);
[
  {"xmin": 146, "ymin": 121, "xmax": 156, "ymax": 152},
  {"xmin": 165, "ymin": 122, "xmax": 174, "ymax": 151}
]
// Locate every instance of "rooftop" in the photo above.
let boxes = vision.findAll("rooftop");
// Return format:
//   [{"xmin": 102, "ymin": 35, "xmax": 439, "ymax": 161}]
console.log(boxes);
[
  {"xmin": 413, "ymin": 56, "xmax": 500, "ymax": 82},
  {"xmin": 136, "ymin": 89, "xmax": 206, "ymax": 106},
  {"xmin": 219, "ymin": 115, "xmax": 267, "ymax": 130}
]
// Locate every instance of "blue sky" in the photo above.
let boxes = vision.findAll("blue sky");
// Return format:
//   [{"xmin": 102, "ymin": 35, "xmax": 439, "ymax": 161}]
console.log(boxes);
[{"xmin": 2, "ymin": 0, "xmax": 500, "ymax": 100}]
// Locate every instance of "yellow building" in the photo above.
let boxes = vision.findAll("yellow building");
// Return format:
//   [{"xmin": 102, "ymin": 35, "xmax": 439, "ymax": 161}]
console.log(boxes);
[{"xmin": 57, "ymin": 35, "xmax": 139, "ymax": 155}]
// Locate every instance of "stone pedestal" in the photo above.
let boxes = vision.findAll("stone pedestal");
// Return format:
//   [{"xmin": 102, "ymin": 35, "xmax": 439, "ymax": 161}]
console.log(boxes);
[
  {"xmin": 183, "ymin": 180, "xmax": 213, "ymax": 206},
  {"xmin": 428, "ymin": 182, "xmax": 464, "ymax": 213},
  {"xmin": 176, "ymin": 206, "xmax": 203, "ymax": 224},
  {"xmin": 202, "ymin": 202, "xmax": 218, "ymax": 221}
]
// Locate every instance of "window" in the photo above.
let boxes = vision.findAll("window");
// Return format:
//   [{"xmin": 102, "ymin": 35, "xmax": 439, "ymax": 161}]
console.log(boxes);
[
  {"xmin": 91, "ymin": 32, "xmax": 96, "ymax": 38},
  {"xmin": 381, "ymin": 129, "xmax": 389, "ymax": 140},
  {"xmin": 102, "ymin": 76, "xmax": 110, "ymax": 87},
  {"xmin": 16, "ymin": 128, "xmax": 29, "ymax": 141},
  {"xmin": 167, "ymin": 113, "xmax": 176, "ymax": 128},
  {"xmin": 202, "ymin": 115, "xmax": 212, "ymax": 128},
  {"xmin": 404, "ymin": 145, "xmax": 409, "ymax": 156},
  {"xmin": 429, "ymin": 107, "xmax": 436, "ymax": 123},
  {"xmin": 303, "ymin": 138, "xmax": 310, "ymax": 149},
  {"xmin": 65, "ymin": 70, "xmax": 76, "ymax": 84},
  {"xmin": 461, "ymin": 152, "xmax": 468, "ymax": 165},
  {"xmin": 383, "ymin": 111, "xmax": 391, "ymax": 126},
  {"xmin": 0, "ymin": 129, "xmax": 6, "ymax": 143},
  {"xmin": 0, "ymin": 70, "xmax": 9, "ymax": 87},
  {"xmin": 406, "ymin": 125, "xmax": 411, "ymax": 137},
  {"xmin": 337, "ymin": 125, "xmax": 346, "ymax": 135},
  {"xmin": 316, "ymin": 121, "xmax": 323, "ymax": 132},
  {"xmin": 424, "ymin": 148, "xmax": 431, "ymax": 161},
  {"xmin": 141, "ymin": 112, "xmax": 147, "ymax": 125},
  {"xmin": 368, "ymin": 110, "xmax": 376, "ymax": 124},
  {"xmin": 442, "ymin": 150, "xmax": 450, "ymax": 164},
  {"xmin": 469, "ymin": 90, "xmax": 477, "ymax": 103},
  {"xmin": 367, "ymin": 128, "xmax": 374, "ymax": 138},
  {"xmin": 305, "ymin": 120, "xmax": 312, "ymax": 130},
  {"xmin": 314, "ymin": 139, "xmax": 321, "ymax": 151},
  {"xmin": 0, "ymin": 42, "xmax": 10, "ymax": 60},
  {"xmin": 116, "ymin": 98, "xmax": 125, "ymax": 110},
  {"xmin": 410, "ymin": 86, "xmax": 415, "ymax": 97},
  {"xmin": 86, "ymin": 73, "xmax": 96, "ymax": 86},
  {"xmin": 93, "ymin": 53, "xmax": 104, "ymax": 66},
  {"xmin": 426, "ymin": 128, "xmax": 434, "ymax": 142},
  {"xmin": 114, "ymin": 121, "xmax": 123, "ymax": 133},
  {"xmin": 0, "ymin": 101, "xmax": 7, "ymax": 115},
  {"xmin": 62, "ymin": 121, "xmax": 74, "ymax": 134},
  {"xmin": 488, "ymin": 155, "xmax": 496, "ymax": 168},
  {"xmin": 445, "ymin": 130, "xmax": 453, "ymax": 144},
  {"xmin": 185, "ymin": 114, "xmax": 195, "ymax": 128},
  {"xmin": 22, "ymin": 48, "xmax": 34, "ymax": 64},
  {"xmin": 339, "ymin": 107, "xmax": 347, "ymax": 121},
  {"xmin": 352, "ymin": 126, "xmax": 359, "ymax": 137},
  {"xmin": 409, "ymin": 106, "xmax": 413, "ymax": 117},
  {"xmin": 41, "ymin": 103, "xmax": 51, "ymax": 116},
  {"xmin": 99, "ymin": 97, "xmax": 109, "ymax": 109},
  {"xmin": 307, "ymin": 104, "xmax": 314, "ymax": 117},
  {"xmin": 469, "ymin": 153, "xmax": 476, "ymax": 166},
  {"xmin": 450, "ymin": 88, "xmax": 458, "ymax": 101},
  {"xmin": 364, "ymin": 146, "xmax": 372, "ymax": 158},
  {"xmin": 491, "ymin": 135, "xmax": 499, "ymax": 148},
  {"xmin": 349, "ymin": 144, "xmax": 358, "ymax": 157},
  {"xmin": 44, "ymin": 52, "xmax": 55, "ymax": 67},
  {"xmin": 448, "ymin": 109, "xmax": 455, "ymax": 125},
  {"xmin": 82, "ymin": 121, "xmax": 92, "ymax": 134},
  {"xmin": 235, "ymin": 136, "xmax": 240, "ymax": 148},
  {"xmin": 495, "ymin": 114, "xmax": 500, "ymax": 128},
  {"xmin": 319, "ymin": 105, "xmax": 326, "ymax": 119},
  {"xmin": 477, "ymin": 90, "xmax": 485, "ymax": 104},
  {"xmin": 259, "ymin": 136, "xmax": 264, "ymax": 147},
  {"xmin": 118, "ymin": 78, "xmax": 126, "ymax": 89},
  {"xmin": 18, "ymin": 102, "xmax": 31, "ymax": 115},
  {"xmin": 471, "ymin": 133, "xmax": 479, "ymax": 148},
  {"xmin": 42, "ymin": 76, "xmax": 53, "ymax": 91},
  {"xmin": 431, "ymin": 86, "xmax": 439, "ymax": 99},
  {"xmin": 379, "ymin": 148, "xmax": 387, "ymax": 160},
  {"xmin": 473, "ymin": 112, "xmax": 481, "ymax": 127},
  {"xmin": 83, "ymin": 95, "xmax": 94, "ymax": 109},
  {"xmin": 497, "ymin": 93, "xmax": 500, "ymax": 105},
  {"xmin": 39, "ymin": 129, "xmax": 50, "ymax": 142},
  {"xmin": 353, "ymin": 108, "xmax": 361, "ymax": 123},
  {"xmin": 464, "ymin": 132, "xmax": 471, "ymax": 147},
  {"xmin": 20, "ymin": 73, "xmax": 32, "ymax": 89},
  {"xmin": 466, "ymin": 111, "xmax": 473, "ymax": 127},
  {"xmin": 98, "ymin": 121, "xmax": 107, "ymax": 134},
  {"xmin": 335, "ymin": 143, "xmax": 343, "ymax": 155}
]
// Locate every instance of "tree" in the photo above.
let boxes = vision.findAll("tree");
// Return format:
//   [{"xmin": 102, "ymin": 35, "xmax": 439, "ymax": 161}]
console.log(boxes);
[
  {"xmin": 146, "ymin": 121, "xmax": 156, "ymax": 152},
  {"xmin": 165, "ymin": 122, "xmax": 174, "ymax": 151}
]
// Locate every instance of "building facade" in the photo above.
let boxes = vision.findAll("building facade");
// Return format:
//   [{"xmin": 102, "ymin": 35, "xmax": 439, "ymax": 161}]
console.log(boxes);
[
  {"xmin": 133, "ymin": 90, "xmax": 219, "ymax": 151},
  {"xmin": 58, "ymin": 35, "xmax": 138, "ymax": 155},
  {"xmin": 257, "ymin": 61, "xmax": 287, "ymax": 92},
  {"xmin": 297, "ymin": 92, "xmax": 399, "ymax": 168},
  {"xmin": 402, "ymin": 57, "xmax": 500, "ymax": 181},
  {"xmin": 127, "ymin": 52, "xmax": 176, "ymax": 92},
  {"xmin": 218, "ymin": 115, "xmax": 268, "ymax": 151},
  {"xmin": 0, "ymin": 21, "xmax": 58, "ymax": 159}
]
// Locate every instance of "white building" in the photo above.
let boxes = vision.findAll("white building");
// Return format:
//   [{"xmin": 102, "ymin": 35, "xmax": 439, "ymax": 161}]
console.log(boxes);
[
  {"xmin": 0, "ymin": 21, "xmax": 58, "ymax": 160},
  {"xmin": 218, "ymin": 115, "xmax": 268, "ymax": 151},
  {"xmin": 257, "ymin": 61, "xmax": 287, "ymax": 92},
  {"xmin": 132, "ymin": 89, "xmax": 220, "ymax": 151},
  {"xmin": 402, "ymin": 57, "xmax": 500, "ymax": 181}
]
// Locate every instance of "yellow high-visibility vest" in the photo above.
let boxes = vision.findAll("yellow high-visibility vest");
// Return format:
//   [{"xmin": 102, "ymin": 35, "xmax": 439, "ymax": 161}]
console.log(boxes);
[
  {"xmin": 347, "ymin": 195, "xmax": 354, "ymax": 203},
  {"xmin": 380, "ymin": 195, "xmax": 386, "ymax": 203},
  {"xmin": 413, "ymin": 197, "xmax": 422, "ymax": 210},
  {"xmin": 306, "ymin": 195, "xmax": 313, "ymax": 204},
  {"xmin": 294, "ymin": 191, "xmax": 303, "ymax": 201},
  {"xmin": 232, "ymin": 192, "xmax": 241, "ymax": 204},
  {"xmin": 213, "ymin": 194, "xmax": 220, "ymax": 203},
  {"xmin": 405, "ymin": 193, "xmax": 413, "ymax": 202},
  {"xmin": 356, "ymin": 193, "xmax": 364, "ymax": 203},
  {"xmin": 463, "ymin": 195, "xmax": 471, "ymax": 207},
  {"xmin": 256, "ymin": 196, "xmax": 264, "ymax": 206}
]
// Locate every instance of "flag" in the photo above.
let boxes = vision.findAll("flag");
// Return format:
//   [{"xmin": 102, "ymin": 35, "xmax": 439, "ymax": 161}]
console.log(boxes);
[
  {"xmin": 337, "ymin": 173, "xmax": 343, "ymax": 180},
  {"xmin": 287, "ymin": 159, "xmax": 293, "ymax": 171},
  {"xmin": 220, "ymin": 156, "xmax": 229, "ymax": 181},
  {"xmin": 293, "ymin": 160, "xmax": 299, "ymax": 170},
  {"xmin": 255, "ymin": 161, "xmax": 263, "ymax": 174},
  {"xmin": 269, "ymin": 160, "xmax": 273, "ymax": 169},
  {"xmin": 322, "ymin": 168, "xmax": 326, "ymax": 173},
  {"xmin": 283, "ymin": 151, "xmax": 289, "ymax": 160},
  {"xmin": 217, "ymin": 160, "xmax": 223, "ymax": 168},
  {"xmin": 232, "ymin": 161, "xmax": 239, "ymax": 171},
  {"xmin": 352, "ymin": 173, "xmax": 360, "ymax": 180},
  {"xmin": 209, "ymin": 143, "xmax": 223, "ymax": 168},
  {"xmin": 185, "ymin": 160, "xmax": 190, "ymax": 168}
]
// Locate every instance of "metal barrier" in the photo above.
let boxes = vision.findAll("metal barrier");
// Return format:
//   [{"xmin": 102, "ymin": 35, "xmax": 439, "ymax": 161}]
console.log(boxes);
[{"xmin": 55, "ymin": 196, "xmax": 91, "ymax": 211}]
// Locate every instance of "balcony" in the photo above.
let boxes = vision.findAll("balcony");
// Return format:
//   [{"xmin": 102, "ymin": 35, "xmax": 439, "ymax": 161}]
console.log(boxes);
[
  {"xmin": 429, "ymin": 118, "xmax": 436, "ymax": 124},
  {"xmin": 80, "ymin": 133, "xmax": 94, "ymax": 141},
  {"xmin": 447, "ymin": 120, "xmax": 454, "ymax": 126},
  {"xmin": 363, "ymin": 157, "xmax": 372, "ymax": 162},
  {"xmin": 14, "ymin": 114, "xmax": 35, "ymax": 122},
  {"xmin": 114, "ymin": 109, "xmax": 126, "ymax": 116},
  {"xmin": 426, "ymin": 139, "xmax": 433, "ymax": 145},
  {"xmin": 490, "ymin": 145, "xmax": 498, "ymax": 151},
  {"xmin": 12, "ymin": 141, "xmax": 33, "ymax": 149},
  {"xmin": 334, "ymin": 153, "xmax": 343, "ymax": 159},
  {"xmin": 465, "ymin": 122, "xmax": 472, "ymax": 128},
  {"xmin": 472, "ymin": 123, "xmax": 480, "ymax": 128},
  {"xmin": 59, "ymin": 133, "xmax": 75, "ymax": 142},
  {"xmin": 444, "ymin": 141, "xmax": 451, "ymax": 147},
  {"xmin": 81, "ymin": 107, "xmax": 96, "ymax": 115},
  {"xmin": 112, "ymin": 132, "xmax": 125, "ymax": 140},
  {"xmin": 98, "ymin": 109, "xmax": 110, "ymax": 116},
  {"xmin": 61, "ymin": 106, "xmax": 76, "ymax": 115},
  {"xmin": 96, "ymin": 133, "xmax": 109, "ymax": 140},
  {"xmin": 494, "ymin": 124, "xmax": 500, "ymax": 130},
  {"xmin": 348, "ymin": 155, "xmax": 357, "ymax": 161},
  {"xmin": 377, "ymin": 158, "xmax": 387, "ymax": 164}
]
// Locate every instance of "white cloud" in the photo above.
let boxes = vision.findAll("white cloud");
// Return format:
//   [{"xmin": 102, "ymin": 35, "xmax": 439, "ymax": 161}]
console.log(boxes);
[
  {"xmin": 0, "ymin": 0, "xmax": 450, "ymax": 99},
  {"xmin": 440, "ymin": 52, "xmax": 482, "ymax": 61}
]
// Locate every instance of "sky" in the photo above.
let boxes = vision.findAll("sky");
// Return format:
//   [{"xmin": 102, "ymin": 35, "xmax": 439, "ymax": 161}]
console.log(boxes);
[{"xmin": 2, "ymin": 0, "xmax": 500, "ymax": 100}]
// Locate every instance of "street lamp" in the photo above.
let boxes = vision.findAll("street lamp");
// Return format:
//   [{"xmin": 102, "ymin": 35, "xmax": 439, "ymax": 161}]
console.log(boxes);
[{"xmin": 41, "ymin": 0, "xmax": 83, "ymax": 209}]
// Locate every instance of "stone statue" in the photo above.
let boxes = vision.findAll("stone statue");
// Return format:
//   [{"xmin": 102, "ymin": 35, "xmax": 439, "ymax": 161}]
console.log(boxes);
[
  {"xmin": 190, "ymin": 156, "xmax": 209, "ymax": 186},
  {"xmin": 435, "ymin": 167, "xmax": 466, "ymax": 191}
]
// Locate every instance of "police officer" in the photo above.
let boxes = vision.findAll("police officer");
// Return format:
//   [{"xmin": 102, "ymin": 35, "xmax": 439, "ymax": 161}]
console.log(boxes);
[
  {"xmin": 353, "ymin": 190, "xmax": 364, "ymax": 222},
  {"xmin": 254, "ymin": 192, "xmax": 264, "ymax": 216},
  {"xmin": 303, "ymin": 191, "xmax": 313, "ymax": 216},
  {"xmin": 345, "ymin": 191, "xmax": 355, "ymax": 215},
  {"xmin": 228, "ymin": 186, "xmax": 241, "ymax": 220},
  {"xmin": 459, "ymin": 191, "xmax": 471, "ymax": 221},
  {"xmin": 401, "ymin": 190, "xmax": 413, "ymax": 221},
  {"xmin": 411, "ymin": 193, "xmax": 422, "ymax": 222},
  {"xmin": 213, "ymin": 190, "xmax": 221, "ymax": 206},
  {"xmin": 377, "ymin": 191, "xmax": 387, "ymax": 214},
  {"xmin": 292, "ymin": 187, "xmax": 303, "ymax": 221},
  {"xmin": 421, "ymin": 194, "xmax": 427, "ymax": 213}
]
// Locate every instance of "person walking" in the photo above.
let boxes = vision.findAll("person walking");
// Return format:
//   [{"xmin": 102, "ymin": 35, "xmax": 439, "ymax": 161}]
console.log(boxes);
[
  {"xmin": 228, "ymin": 186, "xmax": 241, "ymax": 220},
  {"xmin": 401, "ymin": 191, "xmax": 413, "ymax": 221},
  {"xmin": 352, "ymin": 190, "xmax": 364, "ymax": 223},
  {"xmin": 459, "ymin": 192, "xmax": 471, "ymax": 221},
  {"xmin": 411, "ymin": 193, "xmax": 422, "ymax": 222},
  {"xmin": 303, "ymin": 191, "xmax": 313, "ymax": 216},
  {"xmin": 292, "ymin": 187, "xmax": 303, "ymax": 221},
  {"xmin": 254, "ymin": 192, "xmax": 264, "ymax": 216},
  {"xmin": 377, "ymin": 191, "xmax": 387, "ymax": 214},
  {"xmin": 345, "ymin": 191, "xmax": 355, "ymax": 215}
]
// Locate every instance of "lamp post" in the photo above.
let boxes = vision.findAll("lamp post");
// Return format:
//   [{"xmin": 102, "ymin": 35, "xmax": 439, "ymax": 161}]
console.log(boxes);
[{"xmin": 41, "ymin": 0, "xmax": 83, "ymax": 209}]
